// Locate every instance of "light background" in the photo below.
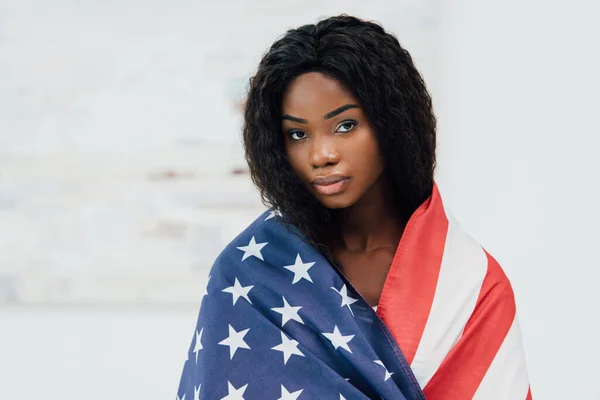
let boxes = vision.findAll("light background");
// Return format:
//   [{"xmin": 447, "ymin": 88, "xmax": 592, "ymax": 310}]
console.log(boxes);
[{"xmin": 1, "ymin": 0, "xmax": 599, "ymax": 399}]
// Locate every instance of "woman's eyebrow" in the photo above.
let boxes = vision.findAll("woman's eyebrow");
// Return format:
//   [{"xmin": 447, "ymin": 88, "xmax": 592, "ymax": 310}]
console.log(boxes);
[
  {"xmin": 281, "ymin": 104, "xmax": 359, "ymax": 124},
  {"xmin": 324, "ymin": 104, "xmax": 359, "ymax": 119},
  {"xmin": 282, "ymin": 115, "xmax": 307, "ymax": 124}
]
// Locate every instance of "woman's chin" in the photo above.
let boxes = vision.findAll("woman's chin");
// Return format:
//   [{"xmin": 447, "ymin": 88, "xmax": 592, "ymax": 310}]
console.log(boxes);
[{"xmin": 317, "ymin": 195, "xmax": 356, "ymax": 210}]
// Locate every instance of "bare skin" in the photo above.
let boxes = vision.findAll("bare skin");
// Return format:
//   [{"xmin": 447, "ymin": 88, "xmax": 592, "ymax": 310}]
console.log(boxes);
[{"xmin": 281, "ymin": 72, "xmax": 406, "ymax": 306}]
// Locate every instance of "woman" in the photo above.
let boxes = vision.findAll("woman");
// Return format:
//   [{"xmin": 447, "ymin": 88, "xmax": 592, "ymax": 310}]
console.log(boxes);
[{"xmin": 177, "ymin": 15, "xmax": 531, "ymax": 399}]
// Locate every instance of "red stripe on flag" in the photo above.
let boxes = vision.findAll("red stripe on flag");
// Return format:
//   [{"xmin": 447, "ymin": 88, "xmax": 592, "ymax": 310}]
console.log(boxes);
[
  {"xmin": 422, "ymin": 251, "xmax": 517, "ymax": 399},
  {"xmin": 526, "ymin": 387, "xmax": 533, "ymax": 400},
  {"xmin": 377, "ymin": 183, "xmax": 449, "ymax": 364}
]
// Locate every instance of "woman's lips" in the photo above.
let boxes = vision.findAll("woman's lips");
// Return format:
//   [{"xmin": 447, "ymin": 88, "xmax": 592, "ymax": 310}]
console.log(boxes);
[{"xmin": 311, "ymin": 177, "xmax": 351, "ymax": 195}]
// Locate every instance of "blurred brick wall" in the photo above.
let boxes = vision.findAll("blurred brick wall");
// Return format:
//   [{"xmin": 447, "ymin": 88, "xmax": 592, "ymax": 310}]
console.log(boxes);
[{"xmin": 0, "ymin": 0, "xmax": 438, "ymax": 306}]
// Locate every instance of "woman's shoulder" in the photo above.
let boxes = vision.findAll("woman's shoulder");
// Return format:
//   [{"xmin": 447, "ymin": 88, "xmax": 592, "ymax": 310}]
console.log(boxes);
[
  {"xmin": 207, "ymin": 208, "xmax": 300, "ymax": 280},
  {"xmin": 456, "ymin": 218, "xmax": 517, "ymax": 309},
  {"xmin": 200, "ymin": 208, "xmax": 327, "ymax": 314},
  {"xmin": 443, "ymin": 212, "xmax": 517, "ymax": 307},
  {"xmin": 479, "ymin": 248, "xmax": 517, "ymax": 306}
]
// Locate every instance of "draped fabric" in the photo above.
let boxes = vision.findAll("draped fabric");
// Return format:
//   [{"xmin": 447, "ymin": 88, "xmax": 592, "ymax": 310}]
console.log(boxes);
[
  {"xmin": 377, "ymin": 183, "xmax": 532, "ymax": 399},
  {"xmin": 176, "ymin": 183, "xmax": 531, "ymax": 399}
]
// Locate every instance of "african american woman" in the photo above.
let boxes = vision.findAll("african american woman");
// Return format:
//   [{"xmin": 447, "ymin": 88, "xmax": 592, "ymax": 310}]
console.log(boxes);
[{"xmin": 177, "ymin": 15, "xmax": 531, "ymax": 400}]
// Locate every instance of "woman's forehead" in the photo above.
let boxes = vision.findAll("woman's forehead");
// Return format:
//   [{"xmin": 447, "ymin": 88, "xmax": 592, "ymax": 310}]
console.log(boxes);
[{"xmin": 282, "ymin": 72, "xmax": 359, "ymax": 115}]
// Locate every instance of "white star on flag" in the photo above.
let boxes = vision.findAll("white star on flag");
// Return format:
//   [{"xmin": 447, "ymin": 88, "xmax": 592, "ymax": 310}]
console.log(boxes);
[
  {"xmin": 222, "ymin": 278, "xmax": 254, "ymax": 305},
  {"xmin": 283, "ymin": 254, "xmax": 315, "ymax": 284},
  {"xmin": 271, "ymin": 296, "xmax": 304, "ymax": 327},
  {"xmin": 322, "ymin": 325, "xmax": 354, "ymax": 353},
  {"xmin": 177, "ymin": 394, "xmax": 186, "ymax": 400},
  {"xmin": 200, "ymin": 275, "xmax": 211, "ymax": 298},
  {"xmin": 220, "ymin": 381, "xmax": 248, "ymax": 400},
  {"xmin": 265, "ymin": 209, "xmax": 281, "ymax": 221},
  {"xmin": 278, "ymin": 384, "xmax": 303, "ymax": 400},
  {"xmin": 193, "ymin": 327, "xmax": 203, "ymax": 363},
  {"xmin": 272, "ymin": 331, "xmax": 304, "ymax": 364},
  {"xmin": 331, "ymin": 284, "xmax": 359, "ymax": 316},
  {"xmin": 236, "ymin": 236, "xmax": 268, "ymax": 261},
  {"xmin": 194, "ymin": 385, "xmax": 201, "ymax": 400},
  {"xmin": 374, "ymin": 360, "xmax": 394, "ymax": 381},
  {"xmin": 340, "ymin": 395, "xmax": 346, "ymax": 400},
  {"xmin": 218, "ymin": 324, "xmax": 251, "ymax": 359}
]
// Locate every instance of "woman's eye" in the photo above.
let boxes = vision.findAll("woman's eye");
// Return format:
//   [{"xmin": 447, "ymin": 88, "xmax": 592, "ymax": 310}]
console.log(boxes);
[
  {"xmin": 336, "ymin": 121, "xmax": 357, "ymax": 133},
  {"xmin": 289, "ymin": 131, "xmax": 307, "ymax": 140}
]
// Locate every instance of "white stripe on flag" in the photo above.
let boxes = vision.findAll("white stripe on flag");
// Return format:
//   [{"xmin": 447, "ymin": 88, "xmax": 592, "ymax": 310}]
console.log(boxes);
[
  {"xmin": 473, "ymin": 316, "xmax": 530, "ymax": 400},
  {"xmin": 410, "ymin": 215, "xmax": 488, "ymax": 388}
]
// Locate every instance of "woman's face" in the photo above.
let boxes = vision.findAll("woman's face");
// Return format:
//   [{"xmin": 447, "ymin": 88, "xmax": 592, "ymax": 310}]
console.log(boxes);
[{"xmin": 281, "ymin": 72, "xmax": 385, "ymax": 209}]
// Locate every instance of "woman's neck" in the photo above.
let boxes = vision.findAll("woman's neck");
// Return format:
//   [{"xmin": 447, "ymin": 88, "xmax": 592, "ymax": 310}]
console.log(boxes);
[{"xmin": 333, "ymin": 175, "xmax": 405, "ymax": 253}]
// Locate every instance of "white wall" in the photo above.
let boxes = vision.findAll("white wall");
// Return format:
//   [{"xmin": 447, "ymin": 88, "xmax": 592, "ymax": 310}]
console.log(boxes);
[
  {"xmin": 0, "ymin": 309, "xmax": 196, "ymax": 399},
  {"xmin": 0, "ymin": 1, "xmax": 440, "ymax": 399},
  {"xmin": 0, "ymin": 0, "xmax": 438, "ymax": 306},
  {"xmin": 435, "ymin": 1, "xmax": 600, "ymax": 399},
  {"xmin": 1, "ymin": 1, "xmax": 599, "ymax": 399}
]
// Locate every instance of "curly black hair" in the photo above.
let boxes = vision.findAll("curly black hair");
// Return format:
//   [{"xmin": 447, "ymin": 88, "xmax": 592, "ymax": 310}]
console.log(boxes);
[{"xmin": 243, "ymin": 15, "xmax": 437, "ymax": 255}]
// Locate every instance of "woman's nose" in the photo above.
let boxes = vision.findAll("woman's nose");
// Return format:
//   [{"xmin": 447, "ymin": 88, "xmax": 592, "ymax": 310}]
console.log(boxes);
[{"xmin": 309, "ymin": 136, "xmax": 340, "ymax": 168}]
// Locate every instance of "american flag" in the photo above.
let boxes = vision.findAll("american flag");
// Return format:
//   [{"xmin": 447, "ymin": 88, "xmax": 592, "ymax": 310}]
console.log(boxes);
[{"xmin": 177, "ymin": 184, "xmax": 531, "ymax": 399}]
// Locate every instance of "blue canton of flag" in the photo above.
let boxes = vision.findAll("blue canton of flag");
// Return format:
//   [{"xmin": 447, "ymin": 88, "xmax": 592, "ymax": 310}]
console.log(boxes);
[{"xmin": 176, "ymin": 209, "xmax": 425, "ymax": 400}]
